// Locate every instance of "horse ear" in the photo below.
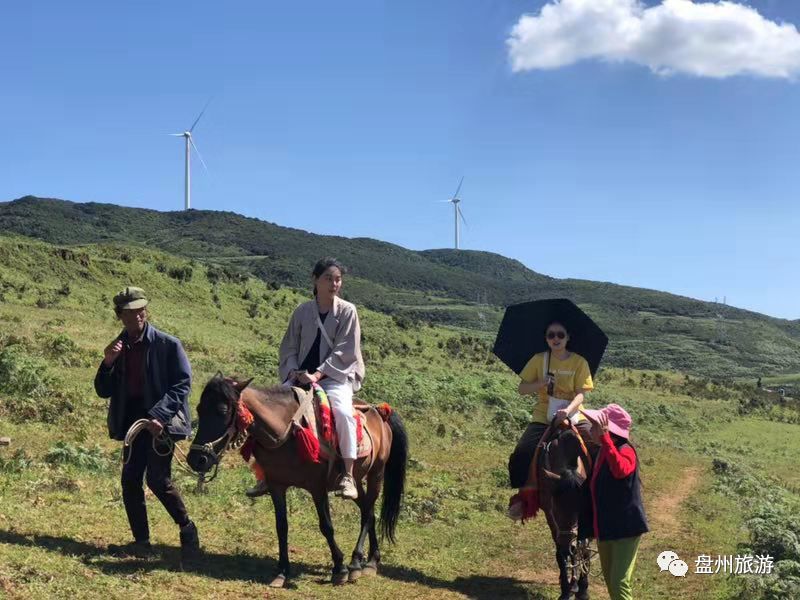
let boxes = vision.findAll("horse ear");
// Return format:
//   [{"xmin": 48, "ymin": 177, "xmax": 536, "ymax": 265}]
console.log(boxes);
[
  {"xmin": 214, "ymin": 371, "xmax": 225, "ymax": 380},
  {"xmin": 230, "ymin": 377, "xmax": 254, "ymax": 391}
]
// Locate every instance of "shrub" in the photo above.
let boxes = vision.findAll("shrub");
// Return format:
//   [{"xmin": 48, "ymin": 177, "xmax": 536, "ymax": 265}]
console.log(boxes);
[
  {"xmin": 0, "ymin": 345, "xmax": 74, "ymax": 423},
  {"xmin": 0, "ymin": 345, "xmax": 53, "ymax": 399},
  {"xmin": 44, "ymin": 442, "xmax": 110, "ymax": 472},
  {"xmin": 0, "ymin": 448, "xmax": 34, "ymax": 473},
  {"xmin": 168, "ymin": 265, "xmax": 193, "ymax": 282}
]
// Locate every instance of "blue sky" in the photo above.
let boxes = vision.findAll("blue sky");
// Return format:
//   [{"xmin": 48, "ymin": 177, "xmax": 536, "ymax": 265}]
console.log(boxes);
[{"xmin": 1, "ymin": 1, "xmax": 798, "ymax": 319}]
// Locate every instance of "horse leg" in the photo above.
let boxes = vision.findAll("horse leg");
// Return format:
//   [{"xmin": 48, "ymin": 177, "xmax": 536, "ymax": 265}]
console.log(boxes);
[
  {"xmin": 312, "ymin": 490, "xmax": 348, "ymax": 585},
  {"xmin": 576, "ymin": 570, "xmax": 590, "ymax": 600},
  {"xmin": 268, "ymin": 485, "xmax": 290, "ymax": 588},
  {"xmin": 555, "ymin": 542, "xmax": 573, "ymax": 600},
  {"xmin": 575, "ymin": 540, "xmax": 590, "ymax": 600},
  {"xmin": 362, "ymin": 471, "xmax": 382, "ymax": 577},
  {"xmin": 349, "ymin": 476, "xmax": 379, "ymax": 582}
]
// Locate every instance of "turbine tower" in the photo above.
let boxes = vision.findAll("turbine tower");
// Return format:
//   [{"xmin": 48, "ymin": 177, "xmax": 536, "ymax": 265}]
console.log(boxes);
[
  {"xmin": 170, "ymin": 101, "xmax": 210, "ymax": 210},
  {"xmin": 441, "ymin": 176, "xmax": 467, "ymax": 249}
]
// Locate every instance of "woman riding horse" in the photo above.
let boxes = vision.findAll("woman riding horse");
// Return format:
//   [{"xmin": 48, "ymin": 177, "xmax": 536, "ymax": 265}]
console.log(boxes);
[
  {"xmin": 269, "ymin": 257, "xmax": 366, "ymax": 500},
  {"xmin": 187, "ymin": 374, "xmax": 407, "ymax": 587},
  {"xmin": 508, "ymin": 320, "xmax": 597, "ymax": 520}
]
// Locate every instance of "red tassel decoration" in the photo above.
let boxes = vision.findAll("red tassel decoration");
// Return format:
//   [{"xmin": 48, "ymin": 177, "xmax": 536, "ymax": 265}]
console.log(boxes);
[
  {"xmin": 509, "ymin": 488, "xmax": 540, "ymax": 522},
  {"xmin": 250, "ymin": 460, "xmax": 266, "ymax": 482},
  {"xmin": 294, "ymin": 423, "xmax": 321, "ymax": 463},
  {"xmin": 376, "ymin": 402, "xmax": 393, "ymax": 421},
  {"xmin": 355, "ymin": 412, "xmax": 363, "ymax": 445}
]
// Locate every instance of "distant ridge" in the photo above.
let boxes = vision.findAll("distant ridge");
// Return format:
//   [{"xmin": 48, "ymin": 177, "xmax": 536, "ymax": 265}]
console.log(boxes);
[{"xmin": 2, "ymin": 195, "xmax": 799, "ymax": 378}]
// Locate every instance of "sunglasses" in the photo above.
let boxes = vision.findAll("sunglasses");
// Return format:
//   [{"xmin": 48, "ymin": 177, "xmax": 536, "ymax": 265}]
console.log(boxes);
[{"xmin": 547, "ymin": 331, "xmax": 566, "ymax": 340}]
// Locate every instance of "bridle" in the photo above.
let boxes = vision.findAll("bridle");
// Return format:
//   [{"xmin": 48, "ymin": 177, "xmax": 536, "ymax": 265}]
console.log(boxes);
[{"xmin": 189, "ymin": 392, "xmax": 250, "ymax": 483}]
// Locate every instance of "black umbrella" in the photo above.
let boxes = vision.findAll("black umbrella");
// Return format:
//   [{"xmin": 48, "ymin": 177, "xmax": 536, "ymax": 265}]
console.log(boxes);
[{"xmin": 492, "ymin": 298, "xmax": 608, "ymax": 376}]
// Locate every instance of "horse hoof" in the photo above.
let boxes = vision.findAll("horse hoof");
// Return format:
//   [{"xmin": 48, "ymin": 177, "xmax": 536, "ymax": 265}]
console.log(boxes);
[
  {"xmin": 361, "ymin": 564, "xmax": 378, "ymax": 577},
  {"xmin": 332, "ymin": 570, "xmax": 349, "ymax": 586},
  {"xmin": 269, "ymin": 573, "xmax": 288, "ymax": 588},
  {"xmin": 348, "ymin": 568, "xmax": 362, "ymax": 583}
]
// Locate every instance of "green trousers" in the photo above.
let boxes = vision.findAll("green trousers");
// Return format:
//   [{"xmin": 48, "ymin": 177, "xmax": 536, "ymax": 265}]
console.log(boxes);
[{"xmin": 597, "ymin": 536, "xmax": 641, "ymax": 600}]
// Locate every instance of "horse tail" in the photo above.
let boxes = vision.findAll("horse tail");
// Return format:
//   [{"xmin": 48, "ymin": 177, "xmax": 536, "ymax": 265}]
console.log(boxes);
[{"xmin": 379, "ymin": 407, "xmax": 408, "ymax": 544}]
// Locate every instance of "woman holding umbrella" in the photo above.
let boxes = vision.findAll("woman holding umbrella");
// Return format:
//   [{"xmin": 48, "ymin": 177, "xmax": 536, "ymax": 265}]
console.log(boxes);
[
  {"xmin": 493, "ymin": 299, "xmax": 607, "ymax": 521},
  {"xmin": 507, "ymin": 320, "xmax": 596, "ymax": 518}
]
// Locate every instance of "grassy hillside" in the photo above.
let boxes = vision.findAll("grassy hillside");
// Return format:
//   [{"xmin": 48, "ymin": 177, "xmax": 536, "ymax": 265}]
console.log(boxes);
[
  {"xmin": 2, "ymin": 196, "xmax": 800, "ymax": 380},
  {"xmin": 1, "ymin": 236, "xmax": 799, "ymax": 599}
]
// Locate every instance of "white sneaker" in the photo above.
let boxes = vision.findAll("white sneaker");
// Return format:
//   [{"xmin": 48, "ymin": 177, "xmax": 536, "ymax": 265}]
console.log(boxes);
[{"xmin": 335, "ymin": 474, "xmax": 358, "ymax": 500}]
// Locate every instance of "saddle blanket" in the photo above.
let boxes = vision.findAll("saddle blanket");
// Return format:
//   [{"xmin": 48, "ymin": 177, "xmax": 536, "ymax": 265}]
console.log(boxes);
[{"xmin": 296, "ymin": 386, "xmax": 372, "ymax": 460}]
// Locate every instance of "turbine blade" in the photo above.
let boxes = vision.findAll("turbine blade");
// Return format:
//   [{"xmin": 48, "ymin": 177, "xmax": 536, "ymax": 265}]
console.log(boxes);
[
  {"xmin": 458, "ymin": 205, "xmax": 467, "ymax": 227},
  {"xmin": 189, "ymin": 137, "xmax": 208, "ymax": 171},
  {"xmin": 452, "ymin": 176, "xmax": 464, "ymax": 200},
  {"xmin": 168, "ymin": 133, "xmax": 184, "ymax": 136},
  {"xmin": 189, "ymin": 98, "xmax": 212, "ymax": 132}
]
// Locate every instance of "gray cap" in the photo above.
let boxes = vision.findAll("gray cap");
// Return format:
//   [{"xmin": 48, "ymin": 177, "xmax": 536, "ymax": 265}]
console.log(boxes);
[{"xmin": 113, "ymin": 286, "xmax": 149, "ymax": 310}]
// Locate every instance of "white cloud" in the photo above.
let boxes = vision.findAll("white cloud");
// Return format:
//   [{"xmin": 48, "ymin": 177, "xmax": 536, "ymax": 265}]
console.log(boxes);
[{"xmin": 508, "ymin": 0, "xmax": 800, "ymax": 78}]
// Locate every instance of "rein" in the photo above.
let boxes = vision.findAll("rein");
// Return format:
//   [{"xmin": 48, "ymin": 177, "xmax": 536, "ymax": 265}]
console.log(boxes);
[{"xmin": 122, "ymin": 419, "xmax": 203, "ymax": 482}]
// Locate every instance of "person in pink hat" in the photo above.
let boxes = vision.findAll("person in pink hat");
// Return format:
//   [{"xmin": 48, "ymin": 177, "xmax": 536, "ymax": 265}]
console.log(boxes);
[{"xmin": 581, "ymin": 404, "xmax": 648, "ymax": 600}]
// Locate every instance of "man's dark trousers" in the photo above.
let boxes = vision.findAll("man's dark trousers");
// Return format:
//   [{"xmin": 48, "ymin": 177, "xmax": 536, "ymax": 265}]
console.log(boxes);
[{"xmin": 121, "ymin": 430, "xmax": 189, "ymax": 542}]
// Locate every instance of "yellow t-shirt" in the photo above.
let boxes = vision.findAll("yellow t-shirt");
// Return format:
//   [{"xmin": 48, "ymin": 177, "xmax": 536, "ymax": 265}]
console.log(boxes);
[{"xmin": 519, "ymin": 351, "xmax": 594, "ymax": 424}]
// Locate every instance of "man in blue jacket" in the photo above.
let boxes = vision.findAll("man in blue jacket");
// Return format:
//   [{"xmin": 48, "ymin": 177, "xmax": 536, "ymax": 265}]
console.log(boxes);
[{"xmin": 94, "ymin": 286, "xmax": 200, "ymax": 559}]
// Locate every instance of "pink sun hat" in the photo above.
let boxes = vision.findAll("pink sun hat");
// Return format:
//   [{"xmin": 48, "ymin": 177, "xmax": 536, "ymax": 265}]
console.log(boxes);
[{"xmin": 580, "ymin": 404, "xmax": 632, "ymax": 439}]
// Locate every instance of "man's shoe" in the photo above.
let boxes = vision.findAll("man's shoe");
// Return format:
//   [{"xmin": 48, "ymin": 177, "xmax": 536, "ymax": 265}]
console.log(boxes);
[
  {"xmin": 180, "ymin": 520, "xmax": 201, "ymax": 559},
  {"xmin": 108, "ymin": 540, "xmax": 156, "ymax": 559},
  {"xmin": 245, "ymin": 479, "xmax": 269, "ymax": 498},
  {"xmin": 334, "ymin": 474, "xmax": 358, "ymax": 500}
]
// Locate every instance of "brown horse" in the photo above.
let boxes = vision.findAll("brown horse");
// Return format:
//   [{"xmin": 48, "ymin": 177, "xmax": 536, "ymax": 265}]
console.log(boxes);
[
  {"xmin": 186, "ymin": 374, "xmax": 408, "ymax": 587},
  {"xmin": 537, "ymin": 423, "xmax": 594, "ymax": 600}
]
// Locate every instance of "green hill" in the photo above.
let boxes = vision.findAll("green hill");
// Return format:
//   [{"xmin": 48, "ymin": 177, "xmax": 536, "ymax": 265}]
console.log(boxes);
[
  {"xmin": 0, "ymin": 233, "xmax": 798, "ymax": 600},
  {"xmin": 2, "ymin": 195, "xmax": 799, "ymax": 379}
]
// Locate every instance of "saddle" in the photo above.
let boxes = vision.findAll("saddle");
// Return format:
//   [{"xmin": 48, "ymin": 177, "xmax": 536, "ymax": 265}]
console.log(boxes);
[{"xmin": 243, "ymin": 386, "xmax": 372, "ymax": 461}]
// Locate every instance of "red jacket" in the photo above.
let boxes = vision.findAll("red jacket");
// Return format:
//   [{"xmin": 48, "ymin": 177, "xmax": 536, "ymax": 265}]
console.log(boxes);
[{"xmin": 590, "ymin": 433, "xmax": 649, "ymax": 541}]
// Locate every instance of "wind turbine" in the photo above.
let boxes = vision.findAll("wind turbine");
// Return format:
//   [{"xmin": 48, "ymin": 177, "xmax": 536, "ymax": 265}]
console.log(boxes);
[
  {"xmin": 170, "ymin": 101, "xmax": 210, "ymax": 210},
  {"xmin": 439, "ymin": 176, "xmax": 467, "ymax": 249}
]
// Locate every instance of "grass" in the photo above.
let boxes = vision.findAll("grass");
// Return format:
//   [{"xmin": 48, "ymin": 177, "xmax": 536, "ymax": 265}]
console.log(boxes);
[{"xmin": 1, "ymin": 235, "xmax": 799, "ymax": 599}]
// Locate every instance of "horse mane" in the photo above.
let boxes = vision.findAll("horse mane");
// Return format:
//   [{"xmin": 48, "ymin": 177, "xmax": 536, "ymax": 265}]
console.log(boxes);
[
  {"xmin": 200, "ymin": 375, "xmax": 239, "ymax": 406},
  {"xmin": 202, "ymin": 375, "xmax": 296, "ymax": 403}
]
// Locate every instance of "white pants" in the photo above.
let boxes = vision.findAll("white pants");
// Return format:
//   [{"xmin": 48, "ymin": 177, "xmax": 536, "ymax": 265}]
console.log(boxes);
[{"xmin": 319, "ymin": 377, "xmax": 357, "ymax": 461}]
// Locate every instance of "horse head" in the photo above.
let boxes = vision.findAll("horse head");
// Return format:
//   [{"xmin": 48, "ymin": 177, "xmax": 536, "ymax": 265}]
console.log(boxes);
[
  {"xmin": 540, "ymin": 425, "xmax": 590, "ymax": 525},
  {"xmin": 187, "ymin": 373, "xmax": 252, "ymax": 474}
]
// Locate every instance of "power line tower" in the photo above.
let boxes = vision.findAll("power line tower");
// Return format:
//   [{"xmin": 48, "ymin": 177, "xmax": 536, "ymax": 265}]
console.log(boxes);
[{"xmin": 476, "ymin": 290, "xmax": 487, "ymax": 329}]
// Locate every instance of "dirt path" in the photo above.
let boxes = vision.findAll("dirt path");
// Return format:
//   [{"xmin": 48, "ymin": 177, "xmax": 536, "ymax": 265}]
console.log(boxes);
[
  {"xmin": 505, "ymin": 466, "xmax": 703, "ymax": 598},
  {"xmin": 648, "ymin": 466, "xmax": 702, "ymax": 537}
]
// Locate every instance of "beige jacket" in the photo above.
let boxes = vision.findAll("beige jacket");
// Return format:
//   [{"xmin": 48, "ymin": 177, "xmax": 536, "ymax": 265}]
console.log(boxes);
[{"xmin": 278, "ymin": 296, "xmax": 365, "ymax": 391}]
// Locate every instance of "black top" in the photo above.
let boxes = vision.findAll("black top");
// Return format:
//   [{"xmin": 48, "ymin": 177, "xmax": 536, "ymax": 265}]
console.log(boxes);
[
  {"xmin": 299, "ymin": 311, "xmax": 329, "ymax": 373},
  {"xmin": 593, "ymin": 441, "xmax": 649, "ymax": 542}
]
